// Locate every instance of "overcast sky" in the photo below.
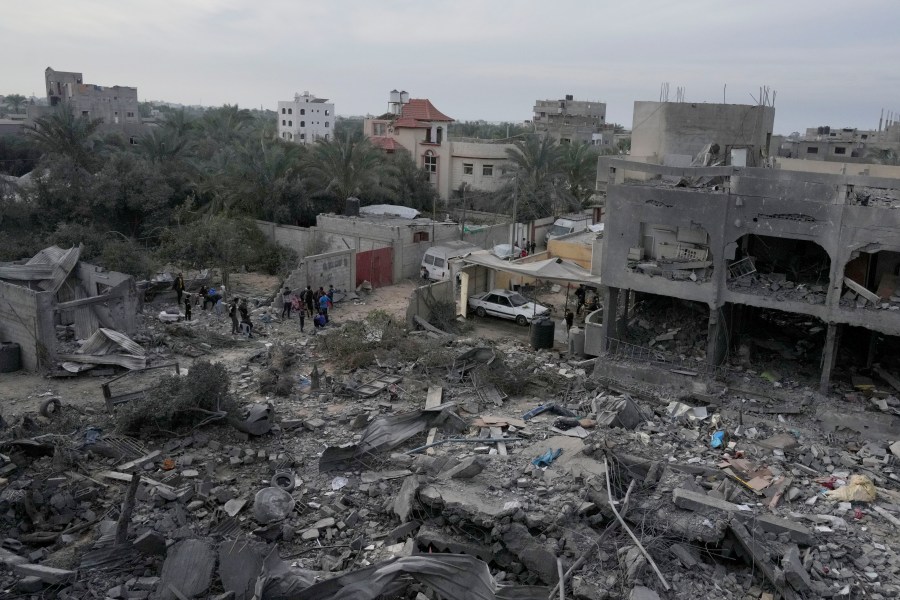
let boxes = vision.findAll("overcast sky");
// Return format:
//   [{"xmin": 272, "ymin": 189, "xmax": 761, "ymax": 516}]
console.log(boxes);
[{"xmin": 3, "ymin": 0, "xmax": 898, "ymax": 134}]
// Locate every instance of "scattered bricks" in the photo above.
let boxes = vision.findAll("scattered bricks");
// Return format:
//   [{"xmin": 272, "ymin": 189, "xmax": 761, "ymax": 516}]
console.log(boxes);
[
  {"xmin": 672, "ymin": 488, "xmax": 740, "ymax": 514},
  {"xmin": 442, "ymin": 456, "xmax": 486, "ymax": 479},
  {"xmin": 13, "ymin": 563, "xmax": 76, "ymax": 585},
  {"xmin": 781, "ymin": 544, "xmax": 812, "ymax": 592},
  {"xmin": 133, "ymin": 530, "xmax": 167, "ymax": 556},
  {"xmin": 752, "ymin": 514, "xmax": 815, "ymax": 546}
]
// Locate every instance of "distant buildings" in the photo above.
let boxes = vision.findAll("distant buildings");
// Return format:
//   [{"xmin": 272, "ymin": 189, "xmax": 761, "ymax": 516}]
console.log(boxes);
[
  {"xmin": 277, "ymin": 92, "xmax": 334, "ymax": 144},
  {"xmin": 29, "ymin": 67, "xmax": 144, "ymax": 139},
  {"xmin": 777, "ymin": 121, "xmax": 900, "ymax": 162},
  {"xmin": 364, "ymin": 90, "xmax": 515, "ymax": 201},
  {"xmin": 532, "ymin": 94, "xmax": 608, "ymax": 145}
]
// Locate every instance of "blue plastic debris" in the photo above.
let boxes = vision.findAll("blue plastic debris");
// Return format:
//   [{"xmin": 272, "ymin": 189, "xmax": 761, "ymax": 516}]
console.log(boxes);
[
  {"xmin": 710, "ymin": 430, "xmax": 725, "ymax": 448},
  {"xmin": 532, "ymin": 448, "xmax": 563, "ymax": 468}
]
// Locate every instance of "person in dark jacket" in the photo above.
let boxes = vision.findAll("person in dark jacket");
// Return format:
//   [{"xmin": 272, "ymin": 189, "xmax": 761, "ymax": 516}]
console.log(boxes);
[
  {"xmin": 183, "ymin": 293, "xmax": 192, "ymax": 321},
  {"xmin": 173, "ymin": 273, "xmax": 185, "ymax": 305},
  {"xmin": 228, "ymin": 297, "xmax": 240, "ymax": 334}
]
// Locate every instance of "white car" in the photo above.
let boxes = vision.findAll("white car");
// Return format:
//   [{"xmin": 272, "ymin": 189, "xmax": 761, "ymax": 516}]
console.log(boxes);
[{"xmin": 468, "ymin": 289, "xmax": 550, "ymax": 326}]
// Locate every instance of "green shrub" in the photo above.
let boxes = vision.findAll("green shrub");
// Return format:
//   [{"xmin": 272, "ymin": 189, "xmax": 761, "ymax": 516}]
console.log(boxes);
[{"xmin": 117, "ymin": 360, "xmax": 234, "ymax": 435}]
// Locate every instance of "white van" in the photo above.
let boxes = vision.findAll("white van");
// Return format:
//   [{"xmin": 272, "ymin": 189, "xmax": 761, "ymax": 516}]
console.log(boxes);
[
  {"xmin": 544, "ymin": 215, "xmax": 591, "ymax": 245},
  {"xmin": 421, "ymin": 241, "xmax": 479, "ymax": 281}
]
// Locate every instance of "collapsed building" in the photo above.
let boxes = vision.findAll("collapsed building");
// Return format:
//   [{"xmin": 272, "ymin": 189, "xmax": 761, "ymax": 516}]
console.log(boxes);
[
  {"xmin": 0, "ymin": 245, "xmax": 139, "ymax": 370},
  {"xmin": 595, "ymin": 159, "xmax": 900, "ymax": 392}
]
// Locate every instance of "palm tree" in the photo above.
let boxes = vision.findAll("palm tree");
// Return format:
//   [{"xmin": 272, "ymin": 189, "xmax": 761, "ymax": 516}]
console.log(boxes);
[
  {"xmin": 305, "ymin": 132, "xmax": 396, "ymax": 208},
  {"xmin": 4, "ymin": 94, "xmax": 27, "ymax": 114},
  {"xmin": 560, "ymin": 142, "xmax": 599, "ymax": 205},
  {"xmin": 138, "ymin": 127, "xmax": 192, "ymax": 164},
  {"xmin": 499, "ymin": 134, "xmax": 578, "ymax": 220},
  {"xmin": 27, "ymin": 102, "xmax": 102, "ymax": 169},
  {"xmin": 867, "ymin": 148, "xmax": 900, "ymax": 166}
]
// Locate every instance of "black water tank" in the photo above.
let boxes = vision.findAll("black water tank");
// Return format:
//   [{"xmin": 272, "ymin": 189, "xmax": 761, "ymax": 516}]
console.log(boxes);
[
  {"xmin": 530, "ymin": 318, "xmax": 555, "ymax": 350},
  {"xmin": 0, "ymin": 342, "xmax": 21, "ymax": 373}
]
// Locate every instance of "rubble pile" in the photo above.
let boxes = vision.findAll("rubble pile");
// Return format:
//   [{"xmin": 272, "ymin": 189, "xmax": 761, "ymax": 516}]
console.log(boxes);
[
  {"xmin": 625, "ymin": 299, "xmax": 708, "ymax": 362},
  {"xmin": 728, "ymin": 273, "xmax": 828, "ymax": 304},
  {"xmin": 2, "ymin": 279, "xmax": 900, "ymax": 599}
]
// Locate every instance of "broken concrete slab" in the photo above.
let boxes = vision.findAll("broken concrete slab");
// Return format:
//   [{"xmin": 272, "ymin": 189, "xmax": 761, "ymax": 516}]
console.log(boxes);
[
  {"xmin": 748, "ymin": 514, "xmax": 814, "ymax": 546},
  {"xmin": 393, "ymin": 474, "xmax": 419, "ymax": 523},
  {"xmin": 672, "ymin": 488, "xmax": 742, "ymax": 514},
  {"xmin": 781, "ymin": 544, "xmax": 811, "ymax": 592},
  {"xmin": 502, "ymin": 523, "xmax": 559, "ymax": 585},
  {"xmin": 442, "ymin": 456, "xmax": 486, "ymax": 479},
  {"xmin": 418, "ymin": 483, "xmax": 522, "ymax": 529},
  {"xmin": 155, "ymin": 539, "xmax": 216, "ymax": 600},
  {"xmin": 13, "ymin": 563, "xmax": 75, "ymax": 585},
  {"xmin": 525, "ymin": 436, "xmax": 607, "ymax": 479}
]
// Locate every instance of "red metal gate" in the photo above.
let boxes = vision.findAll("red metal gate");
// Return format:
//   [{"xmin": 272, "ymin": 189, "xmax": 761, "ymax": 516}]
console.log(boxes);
[{"xmin": 356, "ymin": 247, "xmax": 393, "ymax": 288}]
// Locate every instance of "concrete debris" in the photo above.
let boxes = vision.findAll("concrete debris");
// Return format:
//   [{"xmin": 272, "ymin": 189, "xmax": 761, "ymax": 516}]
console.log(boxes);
[{"xmin": 3, "ymin": 266, "xmax": 900, "ymax": 600}]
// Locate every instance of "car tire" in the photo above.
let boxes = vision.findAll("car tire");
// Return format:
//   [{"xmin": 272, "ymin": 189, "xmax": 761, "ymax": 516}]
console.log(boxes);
[
  {"xmin": 475, "ymin": 307, "xmax": 486, "ymax": 318},
  {"xmin": 516, "ymin": 315, "xmax": 528, "ymax": 326}
]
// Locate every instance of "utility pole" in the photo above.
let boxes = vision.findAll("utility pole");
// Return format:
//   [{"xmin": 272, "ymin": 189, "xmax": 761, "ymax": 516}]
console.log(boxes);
[
  {"xmin": 459, "ymin": 184, "xmax": 467, "ymax": 241},
  {"xmin": 508, "ymin": 177, "xmax": 518, "ymax": 255}
]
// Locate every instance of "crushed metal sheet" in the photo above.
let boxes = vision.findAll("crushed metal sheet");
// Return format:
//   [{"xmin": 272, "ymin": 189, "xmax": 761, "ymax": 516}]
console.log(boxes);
[
  {"xmin": 289, "ymin": 553, "xmax": 548, "ymax": 600},
  {"xmin": 320, "ymin": 409, "xmax": 449, "ymax": 471}
]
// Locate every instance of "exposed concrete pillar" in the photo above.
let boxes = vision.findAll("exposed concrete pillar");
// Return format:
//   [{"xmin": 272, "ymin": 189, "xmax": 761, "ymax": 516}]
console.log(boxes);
[
  {"xmin": 706, "ymin": 305, "xmax": 730, "ymax": 366},
  {"xmin": 819, "ymin": 323, "xmax": 840, "ymax": 394},
  {"xmin": 599, "ymin": 286, "xmax": 620, "ymax": 354},
  {"xmin": 621, "ymin": 289, "xmax": 630, "ymax": 328}
]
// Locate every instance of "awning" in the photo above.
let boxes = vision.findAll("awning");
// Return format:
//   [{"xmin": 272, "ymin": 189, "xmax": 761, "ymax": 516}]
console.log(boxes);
[{"xmin": 460, "ymin": 251, "xmax": 601, "ymax": 286}]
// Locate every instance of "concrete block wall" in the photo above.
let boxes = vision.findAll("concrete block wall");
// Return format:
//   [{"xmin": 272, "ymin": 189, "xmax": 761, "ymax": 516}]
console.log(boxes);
[
  {"xmin": 405, "ymin": 279, "xmax": 455, "ymax": 327},
  {"xmin": 284, "ymin": 249, "xmax": 356, "ymax": 294},
  {"xmin": 0, "ymin": 283, "xmax": 51, "ymax": 370}
]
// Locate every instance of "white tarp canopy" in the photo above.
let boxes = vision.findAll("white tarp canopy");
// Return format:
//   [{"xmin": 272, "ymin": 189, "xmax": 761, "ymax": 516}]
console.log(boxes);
[
  {"xmin": 359, "ymin": 204, "xmax": 420, "ymax": 219},
  {"xmin": 460, "ymin": 251, "xmax": 602, "ymax": 286}
]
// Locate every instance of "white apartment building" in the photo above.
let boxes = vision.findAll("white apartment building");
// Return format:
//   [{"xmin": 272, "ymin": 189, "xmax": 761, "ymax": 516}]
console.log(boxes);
[{"xmin": 277, "ymin": 92, "xmax": 334, "ymax": 144}]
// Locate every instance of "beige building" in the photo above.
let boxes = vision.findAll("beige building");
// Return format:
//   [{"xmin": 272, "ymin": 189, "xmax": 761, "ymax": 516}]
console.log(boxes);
[
  {"xmin": 365, "ymin": 91, "xmax": 516, "ymax": 201},
  {"xmin": 28, "ymin": 67, "xmax": 143, "ymax": 139},
  {"xmin": 533, "ymin": 94, "xmax": 608, "ymax": 144}
]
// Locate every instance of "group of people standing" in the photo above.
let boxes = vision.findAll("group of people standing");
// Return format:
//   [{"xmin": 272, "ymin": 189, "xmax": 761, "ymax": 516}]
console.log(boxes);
[
  {"xmin": 172, "ymin": 273, "xmax": 254, "ymax": 337},
  {"xmin": 280, "ymin": 285, "xmax": 334, "ymax": 332},
  {"xmin": 173, "ymin": 273, "xmax": 338, "ymax": 336}
]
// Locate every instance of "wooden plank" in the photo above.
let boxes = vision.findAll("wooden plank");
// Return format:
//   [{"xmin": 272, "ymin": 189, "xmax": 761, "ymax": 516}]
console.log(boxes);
[
  {"xmin": 489, "ymin": 426, "xmax": 507, "ymax": 456},
  {"xmin": 55, "ymin": 292, "xmax": 112, "ymax": 310},
  {"xmin": 0, "ymin": 265, "xmax": 54, "ymax": 280},
  {"xmin": 425, "ymin": 428, "xmax": 438, "ymax": 456},
  {"xmin": 425, "ymin": 386, "xmax": 443, "ymax": 409},
  {"xmin": 116, "ymin": 450, "xmax": 161, "ymax": 473},
  {"xmin": 844, "ymin": 277, "xmax": 880, "ymax": 304}
]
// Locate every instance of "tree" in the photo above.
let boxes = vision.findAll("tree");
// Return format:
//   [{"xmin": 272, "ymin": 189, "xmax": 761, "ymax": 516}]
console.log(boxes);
[
  {"xmin": 4, "ymin": 94, "xmax": 27, "ymax": 114},
  {"xmin": 385, "ymin": 151, "xmax": 439, "ymax": 213},
  {"xmin": 158, "ymin": 216, "xmax": 262, "ymax": 287},
  {"xmin": 499, "ymin": 134, "xmax": 577, "ymax": 220},
  {"xmin": 867, "ymin": 148, "xmax": 900, "ymax": 166},
  {"xmin": 560, "ymin": 142, "xmax": 599, "ymax": 205},
  {"xmin": 304, "ymin": 132, "xmax": 396, "ymax": 209},
  {"xmin": 90, "ymin": 153, "xmax": 174, "ymax": 237},
  {"xmin": 27, "ymin": 103, "xmax": 102, "ymax": 169}
]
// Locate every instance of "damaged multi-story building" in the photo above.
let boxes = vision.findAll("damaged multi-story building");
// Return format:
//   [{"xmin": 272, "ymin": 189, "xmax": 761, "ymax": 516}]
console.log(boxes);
[{"xmin": 594, "ymin": 99, "xmax": 900, "ymax": 393}]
